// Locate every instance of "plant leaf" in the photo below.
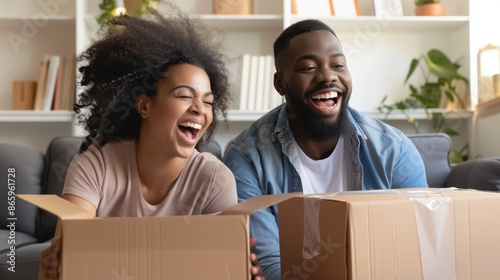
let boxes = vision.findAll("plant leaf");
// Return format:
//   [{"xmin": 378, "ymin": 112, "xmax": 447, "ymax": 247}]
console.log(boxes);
[
  {"xmin": 443, "ymin": 128, "xmax": 459, "ymax": 136},
  {"xmin": 456, "ymin": 74, "xmax": 470, "ymax": 84},
  {"xmin": 424, "ymin": 49, "xmax": 458, "ymax": 80},
  {"xmin": 405, "ymin": 59, "xmax": 420, "ymax": 84},
  {"xmin": 445, "ymin": 89, "xmax": 454, "ymax": 102}
]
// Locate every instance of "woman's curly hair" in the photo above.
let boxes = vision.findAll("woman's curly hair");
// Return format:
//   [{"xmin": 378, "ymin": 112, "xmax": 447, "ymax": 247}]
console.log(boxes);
[{"xmin": 76, "ymin": 3, "xmax": 231, "ymax": 153}]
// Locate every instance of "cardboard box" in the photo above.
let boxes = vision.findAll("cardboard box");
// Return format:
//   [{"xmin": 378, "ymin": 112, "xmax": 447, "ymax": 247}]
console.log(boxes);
[
  {"xmin": 278, "ymin": 189, "xmax": 500, "ymax": 280},
  {"xmin": 18, "ymin": 193, "xmax": 296, "ymax": 280},
  {"xmin": 21, "ymin": 189, "xmax": 500, "ymax": 279}
]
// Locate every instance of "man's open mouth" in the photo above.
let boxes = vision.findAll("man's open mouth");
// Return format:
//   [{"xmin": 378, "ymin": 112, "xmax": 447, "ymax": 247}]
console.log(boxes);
[{"xmin": 310, "ymin": 91, "xmax": 339, "ymax": 108}]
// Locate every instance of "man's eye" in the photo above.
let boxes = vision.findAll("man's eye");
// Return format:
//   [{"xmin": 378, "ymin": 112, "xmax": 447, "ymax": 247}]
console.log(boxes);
[
  {"xmin": 301, "ymin": 66, "xmax": 316, "ymax": 71},
  {"xmin": 204, "ymin": 100, "xmax": 213, "ymax": 106}
]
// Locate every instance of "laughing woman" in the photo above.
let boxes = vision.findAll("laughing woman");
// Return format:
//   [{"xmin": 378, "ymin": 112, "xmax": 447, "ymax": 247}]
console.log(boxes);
[{"xmin": 39, "ymin": 3, "xmax": 265, "ymax": 280}]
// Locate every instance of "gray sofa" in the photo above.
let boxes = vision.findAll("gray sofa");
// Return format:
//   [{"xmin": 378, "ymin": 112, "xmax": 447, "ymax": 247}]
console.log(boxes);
[{"xmin": 0, "ymin": 133, "xmax": 498, "ymax": 279}]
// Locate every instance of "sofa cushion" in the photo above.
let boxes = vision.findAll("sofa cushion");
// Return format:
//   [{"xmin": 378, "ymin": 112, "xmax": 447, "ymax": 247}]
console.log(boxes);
[
  {"xmin": 0, "ymin": 241, "xmax": 50, "ymax": 279},
  {"xmin": 0, "ymin": 143, "xmax": 44, "ymax": 237},
  {"xmin": 37, "ymin": 136, "xmax": 83, "ymax": 242},
  {"xmin": 407, "ymin": 133, "xmax": 452, "ymax": 188},
  {"xmin": 445, "ymin": 157, "xmax": 500, "ymax": 191},
  {"xmin": 0, "ymin": 229, "xmax": 37, "ymax": 254}
]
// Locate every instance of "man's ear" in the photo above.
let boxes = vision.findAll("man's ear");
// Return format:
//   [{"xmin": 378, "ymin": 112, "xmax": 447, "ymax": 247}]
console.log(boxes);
[
  {"xmin": 136, "ymin": 94, "xmax": 150, "ymax": 119},
  {"xmin": 274, "ymin": 72, "xmax": 285, "ymax": 96}
]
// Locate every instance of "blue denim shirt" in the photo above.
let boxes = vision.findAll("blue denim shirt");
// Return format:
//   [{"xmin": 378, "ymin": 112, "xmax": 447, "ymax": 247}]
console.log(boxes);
[{"xmin": 223, "ymin": 104, "xmax": 428, "ymax": 280}]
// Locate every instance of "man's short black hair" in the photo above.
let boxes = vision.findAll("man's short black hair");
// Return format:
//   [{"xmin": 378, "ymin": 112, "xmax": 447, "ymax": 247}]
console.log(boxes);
[{"xmin": 273, "ymin": 19, "xmax": 337, "ymax": 64}]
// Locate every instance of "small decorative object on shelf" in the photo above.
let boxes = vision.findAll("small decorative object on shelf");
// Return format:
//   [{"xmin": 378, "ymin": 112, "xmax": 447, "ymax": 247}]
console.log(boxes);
[
  {"xmin": 213, "ymin": 0, "xmax": 253, "ymax": 15},
  {"xmin": 477, "ymin": 44, "xmax": 500, "ymax": 103},
  {"xmin": 415, "ymin": 0, "xmax": 444, "ymax": 16},
  {"xmin": 12, "ymin": 81, "xmax": 36, "ymax": 110}
]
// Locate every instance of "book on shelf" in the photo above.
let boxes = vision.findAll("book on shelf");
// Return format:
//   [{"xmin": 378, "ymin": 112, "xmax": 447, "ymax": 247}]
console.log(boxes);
[
  {"xmin": 54, "ymin": 56, "xmax": 77, "ymax": 111},
  {"xmin": 237, "ymin": 54, "xmax": 282, "ymax": 112},
  {"xmin": 62, "ymin": 56, "xmax": 77, "ymax": 111},
  {"xmin": 52, "ymin": 56, "xmax": 66, "ymax": 110},
  {"xmin": 33, "ymin": 54, "xmax": 76, "ymax": 112},
  {"xmin": 331, "ymin": 0, "xmax": 360, "ymax": 16},
  {"xmin": 238, "ymin": 54, "xmax": 251, "ymax": 111},
  {"xmin": 261, "ymin": 55, "xmax": 273, "ymax": 111},
  {"xmin": 34, "ymin": 54, "xmax": 50, "ymax": 111},
  {"xmin": 291, "ymin": 0, "xmax": 332, "ymax": 16},
  {"xmin": 41, "ymin": 55, "xmax": 60, "ymax": 111},
  {"xmin": 373, "ymin": 0, "xmax": 404, "ymax": 16},
  {"xmin": 246, "ymin": 55, "xmax": 259, "ymax": 111},
  {"xmin": 254, "ymin": 56, "xmax": 266, "ymax": 111}
]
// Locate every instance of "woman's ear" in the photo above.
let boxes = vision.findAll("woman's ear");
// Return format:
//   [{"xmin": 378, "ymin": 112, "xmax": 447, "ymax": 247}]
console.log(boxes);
[
  {"xmin": 136, "ymin": 94, "xmax": 150, "ymax": 119},
  {"xmin": 274, "ymin": 72, "xmax": 285, "ymax": 96}
]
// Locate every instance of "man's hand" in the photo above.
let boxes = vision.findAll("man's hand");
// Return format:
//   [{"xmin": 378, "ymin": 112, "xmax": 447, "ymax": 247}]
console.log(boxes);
[
  {"xmin": 39, "ymin": 237, "xmax": 61, "ymax": 280},
  {"xmin": 250, "ymin": 237, "xmax": 266, "ymax": 280}
]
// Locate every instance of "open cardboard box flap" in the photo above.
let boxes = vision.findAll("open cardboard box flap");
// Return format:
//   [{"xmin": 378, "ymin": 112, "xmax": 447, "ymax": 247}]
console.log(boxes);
[
  {"xmin": 18, "ymin": 194, "xmax": 93, "ymax": 220},
  {"xmin": 19, "ymin": 192, "xmax": 301, "ymax": 219},
  {"xmin": 221, "ymin": 192, "xmax": 300, "ymax": 215}
]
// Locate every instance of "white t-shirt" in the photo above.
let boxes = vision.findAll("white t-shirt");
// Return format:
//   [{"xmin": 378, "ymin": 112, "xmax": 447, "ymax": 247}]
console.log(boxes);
[{"xmin": 294, "ymin": 135, "xmax": 349, "ymax": 194}]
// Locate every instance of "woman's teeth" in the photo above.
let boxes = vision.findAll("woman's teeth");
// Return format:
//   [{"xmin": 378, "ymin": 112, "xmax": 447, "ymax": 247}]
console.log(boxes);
[{"xmin": 179, "ymin": 122, "xmax": 202, "ymax": 130}]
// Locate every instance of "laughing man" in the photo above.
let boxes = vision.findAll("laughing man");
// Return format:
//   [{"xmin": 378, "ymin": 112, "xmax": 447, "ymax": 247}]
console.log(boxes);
[{"xmin": 223, "ymin": 19, "xmax": 428, "ymax": 280}]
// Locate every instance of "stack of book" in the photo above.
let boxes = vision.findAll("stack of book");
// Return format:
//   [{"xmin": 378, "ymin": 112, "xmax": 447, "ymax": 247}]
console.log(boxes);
[
  {"xmin": 237, "ymin": 54, "xmax": 283, "ymax": 112},
  {"xmin": 34, "ymin": 54, "xmax": 76, "ymax": 111}
]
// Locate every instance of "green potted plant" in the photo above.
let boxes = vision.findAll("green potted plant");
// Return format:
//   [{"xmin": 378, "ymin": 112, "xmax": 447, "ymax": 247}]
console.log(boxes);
[
  {"xmin": 378, "ymin": 49, "xmax": 470, "ymax": 162},
  {"xmin": 415, "ymin": 0, "xmax": 445, "ymax": 16}
]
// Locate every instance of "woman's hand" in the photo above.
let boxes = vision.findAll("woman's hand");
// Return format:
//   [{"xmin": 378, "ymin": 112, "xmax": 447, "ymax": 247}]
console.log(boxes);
[
  {"xmin": 250, "ymin": 237, "xmax": 267, "ymax": 280},
  {"xmin": 38, "ymin": 237, "xmax": 61, "ymax": 280}
]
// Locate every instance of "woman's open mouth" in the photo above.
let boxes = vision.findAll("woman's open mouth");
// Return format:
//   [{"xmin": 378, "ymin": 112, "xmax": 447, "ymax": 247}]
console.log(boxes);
[{"xmin": 178, "ymin": 122, "xmax": 202, "ymax": 140}]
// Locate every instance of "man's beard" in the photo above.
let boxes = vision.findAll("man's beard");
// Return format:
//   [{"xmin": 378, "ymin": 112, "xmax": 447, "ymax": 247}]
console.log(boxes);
[{"xmin": 287, "ymin": 83, "xmax": 350, "ymax": 141}]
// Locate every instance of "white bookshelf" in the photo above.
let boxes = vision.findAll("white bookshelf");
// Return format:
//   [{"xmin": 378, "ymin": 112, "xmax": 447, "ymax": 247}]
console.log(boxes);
[{"xmin": 0, "ymin": 0, "xmax": 490, "ymax": 154}]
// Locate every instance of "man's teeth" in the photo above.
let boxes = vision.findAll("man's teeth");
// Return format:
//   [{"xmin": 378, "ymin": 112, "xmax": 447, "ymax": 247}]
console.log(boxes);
[
  {"xmin": 179, "ymin": 122, "xmax": 202, "ymax": 130},
  {"xmin": 311, "ymin": 91, "xmax": 338, "ymax": 100}
]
